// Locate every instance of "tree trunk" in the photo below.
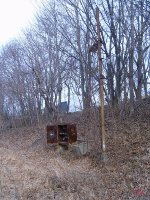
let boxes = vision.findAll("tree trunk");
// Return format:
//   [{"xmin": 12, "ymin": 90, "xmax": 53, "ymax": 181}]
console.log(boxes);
[{"xmin": 129, "ymin": 0, "xmax": 135, "ymax": 114}]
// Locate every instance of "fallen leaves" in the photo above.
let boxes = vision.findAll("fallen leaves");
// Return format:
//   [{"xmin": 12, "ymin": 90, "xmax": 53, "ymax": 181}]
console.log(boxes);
[{"xmin": 0, "ymin": 107, "xmax": 150, "ymax": 199}]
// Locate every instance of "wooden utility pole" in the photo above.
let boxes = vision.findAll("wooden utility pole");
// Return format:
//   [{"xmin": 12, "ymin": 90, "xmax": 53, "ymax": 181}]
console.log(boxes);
[{"xmin": 96, "ymin": 7, "xmax": 106, "ymax": 155}]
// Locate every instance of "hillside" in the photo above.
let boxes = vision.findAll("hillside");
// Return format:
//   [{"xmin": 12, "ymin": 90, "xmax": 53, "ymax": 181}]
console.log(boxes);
[{"xmin": 0, "ymin": 103, "xmax": 150, "ymax": 200}]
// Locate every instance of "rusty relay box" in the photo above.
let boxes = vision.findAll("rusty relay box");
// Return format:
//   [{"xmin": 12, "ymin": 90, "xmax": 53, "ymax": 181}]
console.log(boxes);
[{"xmin": 46, "ymin": 124, "xmax": 77, "ymax": 147}]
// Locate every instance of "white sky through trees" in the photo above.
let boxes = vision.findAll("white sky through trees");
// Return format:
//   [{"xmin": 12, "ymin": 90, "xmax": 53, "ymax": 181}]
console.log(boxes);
[{"xmin": 0, "ymin": 0, "xmax": 42, "ymax": 45}]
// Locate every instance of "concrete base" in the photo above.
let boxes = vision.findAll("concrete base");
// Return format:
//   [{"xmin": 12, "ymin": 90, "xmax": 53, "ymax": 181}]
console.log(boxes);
[{"xmin": 100, "ymin": 152, "xmax": 108, "ymax": 162}]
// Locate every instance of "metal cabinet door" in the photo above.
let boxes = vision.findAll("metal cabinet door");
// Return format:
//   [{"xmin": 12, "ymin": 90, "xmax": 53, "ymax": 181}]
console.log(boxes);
[
  {"xmin": 67, "ymin": 124, "xmax": 77, "ymax": 144},
  {"xmin": 47, "ymin": 125, "xmax": 58, "ymax": 144}
]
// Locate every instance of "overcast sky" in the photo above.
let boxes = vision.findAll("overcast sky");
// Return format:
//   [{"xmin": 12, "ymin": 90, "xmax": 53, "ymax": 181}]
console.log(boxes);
[{"xmin": 0, "ymin": 0, "xmax": 42, "ymax": 45}]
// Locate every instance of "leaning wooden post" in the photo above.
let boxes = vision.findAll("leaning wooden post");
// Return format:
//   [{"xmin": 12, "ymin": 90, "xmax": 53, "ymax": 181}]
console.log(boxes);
[{"xmin": 96, "ymin": 7, "xmax": 106, "ymax": 158}]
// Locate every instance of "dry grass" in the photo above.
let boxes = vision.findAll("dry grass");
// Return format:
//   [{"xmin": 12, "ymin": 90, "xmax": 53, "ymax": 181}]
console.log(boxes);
[{"xmin": 0, "ymin": 108, "xmax": 150, "ymax": 199}]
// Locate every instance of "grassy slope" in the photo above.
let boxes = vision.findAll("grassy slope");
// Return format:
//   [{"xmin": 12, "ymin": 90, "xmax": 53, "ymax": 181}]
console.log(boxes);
[{"xmin": 0, "ymin": 108, "xmax": 150, "ymax": 200}]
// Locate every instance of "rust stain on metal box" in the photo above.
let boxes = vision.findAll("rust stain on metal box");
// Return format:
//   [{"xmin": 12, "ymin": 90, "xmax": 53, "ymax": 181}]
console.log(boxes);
[{"xmin": 46, "ymin": 124, "xmax": 77, "ymax": 146}]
